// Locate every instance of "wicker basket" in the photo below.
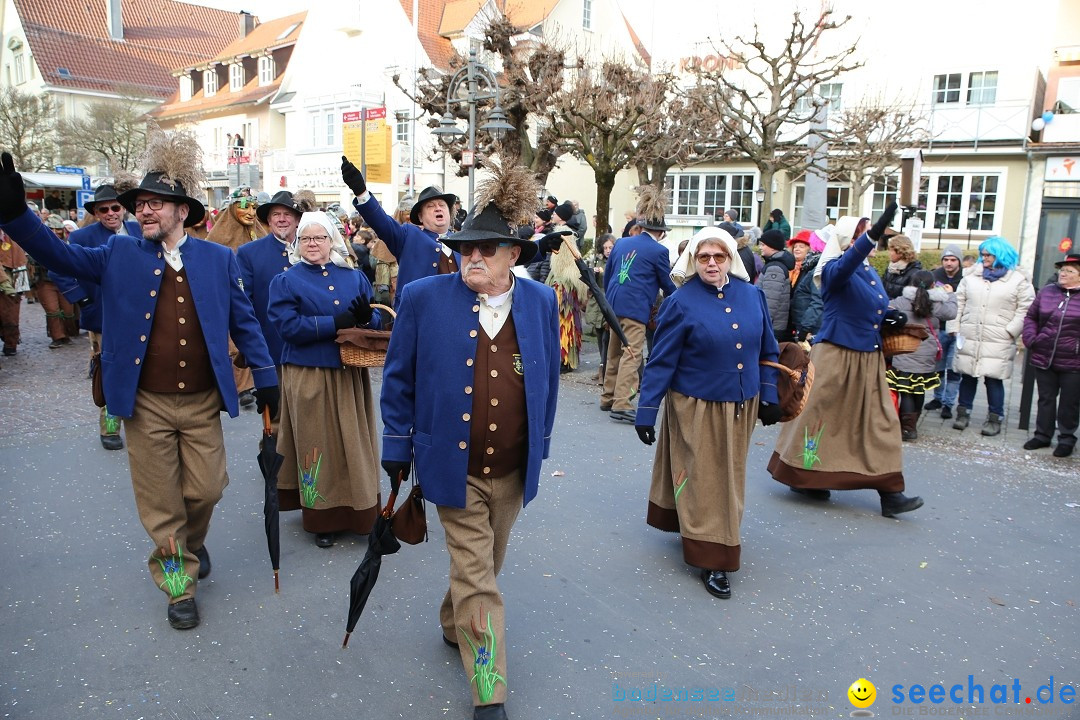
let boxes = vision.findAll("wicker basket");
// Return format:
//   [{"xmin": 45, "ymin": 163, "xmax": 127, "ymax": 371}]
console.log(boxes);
[
  {"xmin": 337, "ymin": 304, "xmax": 396, "ymax": 367},
  {"xmin": 881, "ymin": 328, "xmax": 923, "ymax": 357}
]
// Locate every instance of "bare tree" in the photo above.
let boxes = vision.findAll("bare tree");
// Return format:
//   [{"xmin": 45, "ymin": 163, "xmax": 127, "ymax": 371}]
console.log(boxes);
[
  {"xmin": 544, "ymin": 61, "xmax": 671, "ymax": 239},
  {"xmin": 394, "ymin": 16, "xmax": 571, "ymax": 185},
  {"xmin": 690, "ymin": 9, "xmax": 863, "ymax": 210},
  {"xmin": 0, "ymin": 87, "xmax": 56, "ymax": 171},
  {"xmin": 827, "ymin": 98, "xmax": 930, "ymax": 213},
  {"xmin": 57, "ymin": 93, "xmax": 153, "ymax": 174}
]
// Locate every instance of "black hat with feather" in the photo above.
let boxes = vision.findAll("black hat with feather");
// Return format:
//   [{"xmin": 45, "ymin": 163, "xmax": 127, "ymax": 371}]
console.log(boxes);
[
  {"xmin": 117, "ymin": 130, "xmax": 206, "ymax": 227},
  {"xmin": 443, "ymin": 159, "xmax": 541, "ymax": 266},
  {"xmin": 635, "ymin": 184, "xmax": 669, "ymax": 232}
]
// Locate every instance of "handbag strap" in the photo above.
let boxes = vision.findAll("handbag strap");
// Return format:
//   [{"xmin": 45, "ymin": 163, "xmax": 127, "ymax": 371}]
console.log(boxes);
[{"xmin": 759, "ymin": 359, "xmax": 801, "ymax": 382}]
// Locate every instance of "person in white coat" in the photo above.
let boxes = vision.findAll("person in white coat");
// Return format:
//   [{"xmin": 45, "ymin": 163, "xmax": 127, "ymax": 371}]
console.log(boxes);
[{"xmin": 952, "ymin": 237, "xmax": 1035, "ymax": 436}]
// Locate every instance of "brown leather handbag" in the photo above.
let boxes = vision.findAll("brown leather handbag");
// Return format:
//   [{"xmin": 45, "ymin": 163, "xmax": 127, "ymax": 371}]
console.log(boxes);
[{"xmin": 391, "ymin": 481, "xmax": 427, "ymax": 544}]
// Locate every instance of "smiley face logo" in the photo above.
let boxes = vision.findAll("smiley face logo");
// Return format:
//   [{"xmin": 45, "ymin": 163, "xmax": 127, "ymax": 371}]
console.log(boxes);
[{"xmin": 848, "ymin": 678, "xmax": 876, "ymax": 709}]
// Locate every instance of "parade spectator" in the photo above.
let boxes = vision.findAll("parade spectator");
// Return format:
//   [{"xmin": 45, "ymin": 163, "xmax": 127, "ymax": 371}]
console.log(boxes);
[
  {"xmin": 762, "ymin": 208, "xmax": 791, "ymax": 239},
  {"xmin": 637, "ymin": 226, "xmax": 780, "ymax": 600},
  {"xmin": 380, "ymin": 164, "xmax": 560, "ymax": 720},
  {"xmin": 51, "ymin": 181, "xmax": 143, "ymax": 450},
  {"xmin": 344, "ymin": 157, "xmax": 459, "ymax": 308},
  {"xmin": 602, "ymin": 185, "xmax": 677, "ymax": 423},
  {"xmin": 570, "ymin": 199, "xmax": 587, "ymax": 243},
  {"xmin": 544, "ymin": 194, "xmax": 558, "ymax": 211},
  {"xmin": 757, "ymin": 229, "xmax": 795, "ymax": 341},
  {"xmin": 621, "ymin": 210, "xmax": 639, "ymax": 238},
  {"xmin": 36, "ymin": 215, "xmax": 80, "ymax": 347},
  {"xmin": 0, "ymin": 228, "xmax": 27, "ymax": 356},
  {"xmin": 887, "ymin": 270, "xmax": 957, "ymax": 441},
  {"xmin": 962, "ymin": 254, "xmax": 976, "ymax": 269},
  {"xmin": 547, "ymin": 204, "xmax": 586, "ymax": 373},
  {"xmin": 718, "ymin": 221, "xmax": 757, "ymax": 285},
  {"xmin": 267, "ymin": 211, "xmax": 382, "ymax": 548},
  {"xmin": 768, "ymin": 206, "xmax": 925, "ymax": 518},
  {"xmin": 585, "ymin": 233, "xmax": 615, "ymax": 383},
  {"xmin": 0, "ymin": 138, "xmax": 279, "ymax": 631},
  {"xmin": 952, "ymin": 237, "xmax": 1035, "ymax": 436},
  {"xmin": 883, "ymin": 234, "xmax": 923, "ymax": 300},
  {"xmin": 526, "ymin": 209, "xmax": 554, "ymax": 283},
  {"xmin": 925, "ymin": 245, "xmax": 964, "ymax": 418},
  {"xmin": 1021, "ymin": 253, "xmax": 1080, "ymax": 457},
  {"xmin": 787, "ymin": 230, "xmax": 823, "ymax": 342}
]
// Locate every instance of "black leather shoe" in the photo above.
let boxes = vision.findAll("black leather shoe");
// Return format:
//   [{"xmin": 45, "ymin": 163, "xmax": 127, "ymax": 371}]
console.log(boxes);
[
  {"xmin": 880, "ymin": 492, "xmax": 924, "ymax": 518},
  {"xmin": 609, "ymin": 409, "xmax": 637, "ymax": 424},
  {"xmin": 1024, "ymin": 437, "xmax": 1051, "ymax": 450},
  {"xmin": 100, "ymin": 434, "xmax": 124, "ymax": 451},
  {"xmin": 940, "ymin": 406, "xmax": 953, "ymax": 419},
  {"xmin": 167, "ymin": 598, "xmax": 199, "ymax": 629},
  {"xmin": 924, "ymin": 399, "xmax": 942, "ymax": 411},
  {"xmin": 2, "ymin": 346, "xmax": 15, "ymax": 356},
  {"xmin": 1053, "ymin": 443, "xmax": 1074, "ymax": 458},
  {"xmin": 599, "ymin": 402, "xmax": 613, "ymax": 412},
  {"xmin": 700, "ymin": 569, "xmax": 731, "ymax": 599},
  {"xmin": 473, "ymin": 703, "xmax": 508, "ymax": 720},
  {"xmin": 789, "ymin": 487, "xmax": 831, "ymax": 501},
  {"xmin": 193, "ymin": 545, "xmax": 211, "ymax": 579},
  {"xmin": 442, "ymin": 632, "xmax": 459, "ymax": 649},
  {"xmin": 315, "ymin": 533, "xmax": 336, "ymax": 548}
]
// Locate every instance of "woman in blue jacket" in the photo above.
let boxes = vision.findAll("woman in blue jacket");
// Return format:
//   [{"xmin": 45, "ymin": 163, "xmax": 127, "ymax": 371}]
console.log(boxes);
[
  {"xmin": 268, "ymin": 212, "xmax": 382, "ymax": 548},
  {"xmin": 635, "ymin": 227, "xmax": 782, "ymax": 600}
]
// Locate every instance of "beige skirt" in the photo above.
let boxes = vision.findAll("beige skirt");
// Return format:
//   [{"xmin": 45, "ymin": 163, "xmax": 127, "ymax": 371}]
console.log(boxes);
[
  {"xmin": 768, "ymin": 342, "xmax": 904, "ymax": 492},
  {"xmin": 646, "ymin": 391, "xmax": 758, "ymax": 572},
  {"xmin": 277, "ymin": 364, "xmax": 380, "ymax": 534}
]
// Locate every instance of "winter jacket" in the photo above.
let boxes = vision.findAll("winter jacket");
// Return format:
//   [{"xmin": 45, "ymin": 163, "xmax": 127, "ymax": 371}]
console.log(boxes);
[
  {"xmin": 738, "ymin": 245, "xmax": 758, "ymax": 285},
  {"xmin": 759, "ymin": 249, "xmax": 795, "ymax": 340},
  {"xmin": 883, "ymin": 260, "xmax": 923, "ymax": 300},
  {"xmin": 762, "ymin": 216, "xmax": 791, "ymax": 239},
  {"xmin": 889, "ymin": 287, "xmax": 957, "ymax": 374},
  {"xmin": 1022, "ymin": 283, "xmax": 1080, "ymax": 372},
  {"xmin": 789, "ymin": 252, "xmax": 823, "ymax": 338},
  {"xmin": 954, "ymin": 266, "xmax": 1035, "ymax": 379}
]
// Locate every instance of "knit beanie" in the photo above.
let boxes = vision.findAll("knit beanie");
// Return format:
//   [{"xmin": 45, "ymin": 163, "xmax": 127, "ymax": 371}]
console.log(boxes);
[{"xmin": 759, "ymin": 229, "xmax": 786, "ymax": 251}]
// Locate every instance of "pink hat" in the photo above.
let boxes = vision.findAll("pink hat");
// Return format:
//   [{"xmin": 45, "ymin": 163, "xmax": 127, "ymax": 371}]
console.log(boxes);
[{"xmin": 808, "ymin": 231, "xmax": 826, "ymax": 253}]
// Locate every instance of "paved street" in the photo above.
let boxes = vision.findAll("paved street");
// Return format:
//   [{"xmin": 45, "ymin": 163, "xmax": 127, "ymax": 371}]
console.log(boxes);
[{"xmin": 1, "ymin": 307, "xmax": 1078, "ymax": 720}]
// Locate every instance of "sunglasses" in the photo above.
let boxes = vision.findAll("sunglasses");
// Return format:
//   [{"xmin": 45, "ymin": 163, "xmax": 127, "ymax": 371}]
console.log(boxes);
[
  {"xmin": 94, "ymin": 204, "xmax": 123, "ymax": 214},
  {"xmin": 459, "ymin": 241, "xmax": 510, "ymax": 257},
  {"xmin": 695, "ymin": 252, "xmax": 730, "ymax": 265}
]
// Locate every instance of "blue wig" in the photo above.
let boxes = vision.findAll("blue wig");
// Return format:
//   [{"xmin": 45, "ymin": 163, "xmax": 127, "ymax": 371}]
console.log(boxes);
[{"xmin": 978, "ymin": 236, "xmax": 1019, "ymax": 270}]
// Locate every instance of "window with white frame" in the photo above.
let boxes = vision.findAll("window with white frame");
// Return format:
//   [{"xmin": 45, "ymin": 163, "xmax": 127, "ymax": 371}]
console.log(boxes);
[
  {"xmin": 583, "ymin": 0, "xmax": 593, "ymax": 30},
  {"xmin": 258, "ymin": 56, "xmax": 275, "ymax": 86},
  {"xmin": 179, "ymin": 74, "xmax": 193, "ymax": 102},
  {"xmin": 13, "ymin": 52, "xmax": 25, "ymax": 84},
  {"xmin": 395, "ymin": 111, "xmax": 411, "ymax": 144},
  {"xmin": 666, "ymin": 172, "xmax": 756, "ymax": 222},
  {"xmin": 793, "ymin": 184, "xmax": 851, "ymax": 229},
  {"xmin": 916, "ymin": 173, "xmax": 1000, "ymax": 232},
  {"xmin": 204, "ymin": 69, "xmax": 218, "ymax": 97},
  {"xmin": 967, "ymin": 71, "xmax": 997, "ymax": 106},
  {"xmin": 312, "ymin": 112, "xmax": 337, "ymax": 147},
  {"xmin": 229, "ymin": 63, "xmax": 245, "ymax": 92},
  {"xmin": 871, "ymin": 176, "xmax": 898, "ymax": 217},
  {"xmin": 933, "ymin": 73, "xmax": 961, "ymax": 104},
  {"xmin": 935, "ymin": 175, "xmax": 964, "ymax": 229},
  {"xmin": 968, "ymin": 175, "xmax": 998, "ymax": 231},
  {"xmin": 794, "ymin": 83, "xmax": 843, "ymax": 115}
]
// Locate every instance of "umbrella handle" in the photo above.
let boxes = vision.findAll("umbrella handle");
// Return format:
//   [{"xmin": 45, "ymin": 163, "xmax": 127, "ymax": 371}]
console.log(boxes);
[
  {"xmin": 381, "ymin": 469, "xmax": 406, "ymax": 518},
  {"xmin": 560, "ymin": 234, "xmax": 583, "ymax": 260},
  {"xmin": 262, "ymin": 406, "xmax": 272, "ymax": 435}
]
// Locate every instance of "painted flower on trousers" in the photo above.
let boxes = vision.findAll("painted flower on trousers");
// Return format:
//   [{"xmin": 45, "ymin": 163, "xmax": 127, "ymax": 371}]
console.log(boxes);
[
  {"xmin": 297, "ymin": 448, "xmax": 326, "ymax": 508},
  {"xmin": 458, "ymin": 608, "xmax": 505, "ymax": 704},
  {"xmin": 802, "ymin": 421, "xmax": 825, "ymax": 469},
  {"xmin": 157, "ymin": 544, "xmax": 193, "ymax": 598}
]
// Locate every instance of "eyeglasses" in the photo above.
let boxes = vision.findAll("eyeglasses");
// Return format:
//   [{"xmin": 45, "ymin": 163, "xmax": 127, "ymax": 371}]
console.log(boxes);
[
  {"xmin": 695, "ymin": 252, "xmax": 730, "ymax": 265},
  {"xmin": 94, "ymin": 204, "xmax": 123, "ymax": 214},
  {"xmin": 134, "ymin": 198, "xmax": 170, "ymax": 212},
  {"xmin": 299, "ymin": 235, "xmax": 331, "ymax": 245},
  {"xmin": 459, "ymin": 241, "xmax": 509, "ymax": 257},
  {"xmin": 979, "ymin": 252, "xmax": 994, "ymax": 258}
]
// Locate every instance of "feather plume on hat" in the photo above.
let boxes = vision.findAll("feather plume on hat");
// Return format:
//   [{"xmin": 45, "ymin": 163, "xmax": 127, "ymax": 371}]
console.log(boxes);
[
  {"xmin": 111, "ymin": 171, "xmax": 139, "ymax": 195},
  {"xmin": 635, "ymin": 184, "xmax": 666, "ymax": 223},
  {"xmin": 139, "ymin": 129, "xmax": 205, "ymax": 194},
  {"xmin": 473, "ymin": 158, "xmax": 540, "ymax": 230},
  {"xmin": 294, "ymin": 189, "xmax": 317, "ymax": 214}
]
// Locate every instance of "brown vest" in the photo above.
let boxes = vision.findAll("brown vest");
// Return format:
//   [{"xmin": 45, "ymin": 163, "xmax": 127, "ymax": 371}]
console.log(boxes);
[
  {"xmin": 138, "ymin": 266, "xmax": 215, "ymax": 394},
  {"xmin": 467, "ymin": 313, "xmax": 527, "ymax": 478},
  {"xmin": 437, "ymin": 248, "xmax": 458, "ymax": 275}
]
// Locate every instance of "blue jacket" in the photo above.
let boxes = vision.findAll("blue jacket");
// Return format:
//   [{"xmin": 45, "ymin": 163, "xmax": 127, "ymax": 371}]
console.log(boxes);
[
  {"xmin": 380, "ymin": 273, "xmax": 560, "ymax": 509},
  {"xmin": 49, "ymin": 220, "xmax": 142, "ymax": 333},
  {"xmin": 267, "ymin": 261, "xmax": 382, "ymax": 368},
  {"xmin": 236, "ymin": 233, "xmax": 293, "ymax": 363},
  {"xmin": 816, "ymin": 233, "xmax": 891, "ymax": 352},
  {"xmin": 637, "ymin": 275, "xmax": 780, "ymax": 427},
  {"xmin": 354, "ymin": 194, "xmax": 460, "ymax": 308},
  {"xmin": 604, "ymin": 232, "xmax": 677, "ymax": 324},
  {"xmin": 2, "ymin": 208, "xmax": 277, "ymax": 418}
]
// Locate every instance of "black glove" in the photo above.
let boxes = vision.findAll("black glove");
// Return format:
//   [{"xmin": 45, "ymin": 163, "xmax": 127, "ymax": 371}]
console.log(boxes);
[
  {"xmin": 255, "ymin": 385, "xmax": 280, "ymax": 420},
  {"xmin": 758, "ymin": 402, "xmax": 783, "ymax": 427},
  {"xmin": 334, "ymin": 310, "xmax": 356, "ymax": 329},
  {"xmin": 635, "ymin": 425, "xmax": 656, "ymax": 445},
  {"xmin": 348, "ymin": 295, "xmax": 373, "ymax": 325},
  {"xmin": 341, "ymin": 156, "xmax": 367, "ymax": 197},
  {"xmin": 537, "ymin": 230, "xmax": 573, "ymax": 255},
  {"xmin": 883, "ymin": 307, "xmax": 908, "ymax": 328},
  {"xmin": 0, "ymin": 152, "xmax": 28, "ymax": 223},
  {"xmin": 867, "ymin": 201, "xmax": 898, "ymax": 241},
  {"xmin": 382, "ymin": 460, "xmax": 411, "ymax": 494}
]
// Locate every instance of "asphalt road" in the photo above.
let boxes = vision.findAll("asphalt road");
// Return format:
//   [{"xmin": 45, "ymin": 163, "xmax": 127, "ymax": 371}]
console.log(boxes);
[{"xmin": 1, "ymin": 315, "xmax": 1077, "ymax": 720}]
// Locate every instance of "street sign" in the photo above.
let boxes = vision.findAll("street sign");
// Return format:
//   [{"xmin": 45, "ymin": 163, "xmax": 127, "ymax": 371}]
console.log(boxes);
[
  {"xmin": 82, "ymin": 175, "xmax": 91, "ymax": 190},
  {"xmin": 54, "ymin": 166, "xmax": 85, "ymax": 174},
  {"xmin": 363, "ymin": 107, "xmax": 386, "ymax": 121},
  {"xmin": 75, "ymin": 189, "xmax": 94, "ymax": 221},
  {"xmin": 461, "ymin": 150, "xmax": 475, "ymax": 167}
]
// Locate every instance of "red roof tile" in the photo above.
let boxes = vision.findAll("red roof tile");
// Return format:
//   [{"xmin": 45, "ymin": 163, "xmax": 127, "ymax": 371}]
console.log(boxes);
[
  {"xmin": 14, "ymin": 0, "xmax": 245, "ymax": 98},
  {"xmin": 399, "ymin": 0, "xmax": 455, "ymax": 70}
]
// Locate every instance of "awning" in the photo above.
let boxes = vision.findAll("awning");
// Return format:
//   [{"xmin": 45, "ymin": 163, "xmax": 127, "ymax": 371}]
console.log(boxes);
[{"xmin": 21, "ymin": 172, "xmax": 86, "ymax": 189}]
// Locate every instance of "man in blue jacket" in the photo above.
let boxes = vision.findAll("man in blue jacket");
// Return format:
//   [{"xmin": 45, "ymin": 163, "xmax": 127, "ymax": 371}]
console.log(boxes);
[
  {"xmin": 0, "ymin": 151, "xmax": 279, "ymax": 631},
  {"xmin": 380, "ymin": 186, "xmax": 560, "ymax": 720},
  {"xmin": 341, "ymin": 156, "xmax": 459, "ymax": 307},
  {"xmin": 50, "ymin": 183, "xmax": 142, "ymax": 450},
  {"xmin": 602, "ymin": 200, "xmax": 677, "ymax": 423}
]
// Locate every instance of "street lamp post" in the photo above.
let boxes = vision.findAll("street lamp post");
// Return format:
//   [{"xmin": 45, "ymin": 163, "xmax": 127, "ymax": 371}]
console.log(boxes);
[
  {"xmin": 967, "ymin": 204, "xmax": 978, "ymax": 246},
  {"xmin": 431, "ymin": 48, "xmax": 515, "ymax": 207},
  {"xmin": 936, "ymin": 200, "xmax": 947, "ymax": 248},
  {"xmin": 755, "ymin": 187, "xmax": 766, "ymax": 227}
]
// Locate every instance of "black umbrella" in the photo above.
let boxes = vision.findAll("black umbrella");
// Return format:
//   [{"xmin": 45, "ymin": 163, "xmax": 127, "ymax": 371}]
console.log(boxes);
[
  {"xmin": 342, "ymin": 470, "xmax": 404, "ymax": 649},
  {"xmin": 544, "ymin": 231, "xmax": 632, "ymax": 352},
  {"xmin": 257, "ymin": 408, "xmax": 283, "ymax": 593}
]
